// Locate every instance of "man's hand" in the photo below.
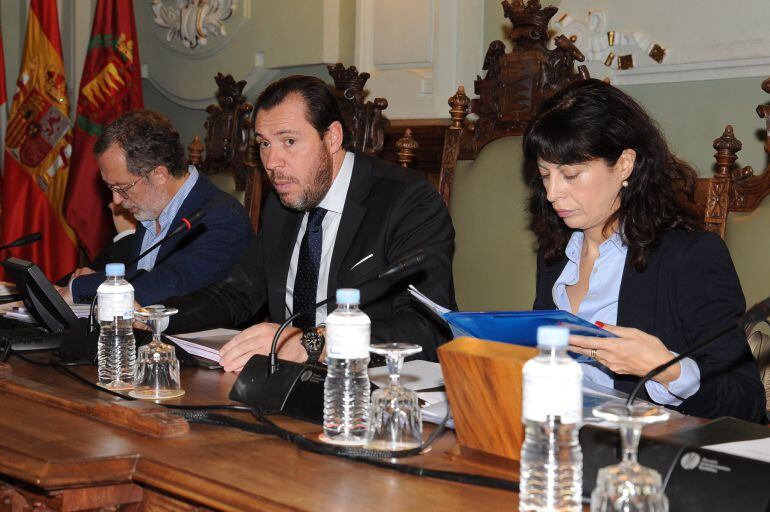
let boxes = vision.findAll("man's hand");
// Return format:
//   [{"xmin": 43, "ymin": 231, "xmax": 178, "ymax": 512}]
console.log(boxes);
[
  {"xmin": 569, "ymin": 324, "xmax": 681, "ymax": 385},
  {"xmin": 109, "ymin": 202, "xmax": 137, "ymax": 233},
  {"xmin": 58, "ymin": 267, "xmax": 96, "ymax": 304},
  {"xmin": 219, "ymin": 322, "xmax": 305, "ymax": 372},
  {"xmin": 55, "ymin": 285, "xmax": 73, "ymax": 304},
  {"xmin": 72, "ymin": 267, "xmax": 96, "ymax": 280}
]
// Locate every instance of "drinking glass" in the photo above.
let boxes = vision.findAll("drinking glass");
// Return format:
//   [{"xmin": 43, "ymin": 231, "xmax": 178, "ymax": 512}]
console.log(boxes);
[
  {"xmin": 129, "ymin": 305, "xmax": 185, "ymax": 400},
  {"xmin": 366, "ymin": 343, "xmax": 424, "ymax": 451},
  {"xmin": 590, "ymin": 402, "xmax": 671, "ymax": 512}
]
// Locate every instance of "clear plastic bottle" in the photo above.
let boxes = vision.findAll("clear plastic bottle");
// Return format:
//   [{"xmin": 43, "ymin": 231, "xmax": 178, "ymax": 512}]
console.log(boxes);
[
  {"xmin": 322, "ymin": 288, "xmax": 371, "ymax": 445},
  {"xmin": 519, "ymin": 325, "xmax": 583, "ymax": 512},
  {"xmin": 97, "ymin": 263, "xmax": 136, "ymax": 390}
]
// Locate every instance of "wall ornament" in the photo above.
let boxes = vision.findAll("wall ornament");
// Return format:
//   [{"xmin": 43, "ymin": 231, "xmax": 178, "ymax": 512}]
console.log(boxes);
[
  {"xmin": 552, "ymin": 10, "xmax": 666, "ymax": 72},
  {"xmin": 151, "ymin": 0, "xmax": 237, "ymax": 50}
]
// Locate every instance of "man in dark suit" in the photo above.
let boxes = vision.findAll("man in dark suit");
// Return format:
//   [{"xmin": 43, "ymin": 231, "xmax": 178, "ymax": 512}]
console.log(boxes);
[
  {"xmin": 60, "ymin": 110, "xmax": 254, "ymax": 306},
  {"xmin": 163, "ymin": 75, "xmax": 456, "ymax": 369}
]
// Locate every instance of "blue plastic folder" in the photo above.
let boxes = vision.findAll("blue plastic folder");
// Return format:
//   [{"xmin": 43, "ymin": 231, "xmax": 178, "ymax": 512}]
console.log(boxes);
[{"xmin": 442, "ymin": 310, "xmax": 616, "ymax": 348}]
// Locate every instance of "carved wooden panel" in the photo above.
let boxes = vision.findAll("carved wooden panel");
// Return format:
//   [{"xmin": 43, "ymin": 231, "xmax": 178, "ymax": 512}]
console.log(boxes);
[
  {"xmin": 327, "ymin": 63, "xmax": 389, "ymax": 156},
  {"xmin": 688, "ymin": 122, "xmax": 770, "ymax": 239},
  {"xmin": 200, "ymin": 73, "xmax": 255, "ymax": 192},
  {"xmin": 457, "ymin": 0, "xmax": 589, "ymax": 161},
  {"xmin": 436, "ymin": 0, "xmax": 589, "ymax": 208}
]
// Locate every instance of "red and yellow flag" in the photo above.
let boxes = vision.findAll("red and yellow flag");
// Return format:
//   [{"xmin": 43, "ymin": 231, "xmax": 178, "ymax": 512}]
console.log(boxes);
[
  {"xmin": 1, "ymin": 0, "xmax": 78, "ymax": 281},
  {"xmin": 65, "ymin": 0, "xmax": 143, "ymax": 259}
]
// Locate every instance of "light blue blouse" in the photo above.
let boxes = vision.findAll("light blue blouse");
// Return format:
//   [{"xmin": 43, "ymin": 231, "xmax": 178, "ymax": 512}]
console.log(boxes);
[{"xmin": 553, "ymin": 230, "xmax": 700, "ymax": 406}]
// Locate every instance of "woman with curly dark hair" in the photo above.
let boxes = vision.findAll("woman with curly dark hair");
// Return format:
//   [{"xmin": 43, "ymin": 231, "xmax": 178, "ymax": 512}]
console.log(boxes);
[{"xmin": 524, "ymin": 79, "xmax": 766, "ymax": 422}]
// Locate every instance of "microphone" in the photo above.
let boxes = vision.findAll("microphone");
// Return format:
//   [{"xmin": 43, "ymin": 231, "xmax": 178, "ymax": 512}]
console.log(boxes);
[
  {"xmin": 268, "ymin": 248, "xmax": 428, "ymax": 374},
  {"xmin": 378, "ymin": 249, "xmax": 427, "ymax": 279},
  {"xmin": 625, "ymin": 298, "xmax": 770, "ymax": 406},
  {"xmin": 86, "ymin": 209, "xmax": 207, "ymax": 335},
  {"xmin": 0, "ymin": 232, "xmax": 42, "ymax": 251},
  {"xmin": 124, "ymin": 209, "xmax": 206, "ymax": 269},
  {"xmin": 229, "ymin": 248, "xmax": 430, "ymax": 422}
]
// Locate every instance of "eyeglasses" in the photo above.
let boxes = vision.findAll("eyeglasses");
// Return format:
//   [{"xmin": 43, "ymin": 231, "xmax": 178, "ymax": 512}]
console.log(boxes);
[{"xmin": 107, "ymin": 173, "xmax": 147, "ymax": 199}]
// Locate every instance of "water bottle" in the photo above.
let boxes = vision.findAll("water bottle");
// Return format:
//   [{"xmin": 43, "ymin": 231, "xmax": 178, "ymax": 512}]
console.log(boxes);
[
  {"xmin": 97, "ymin": 263, "xmax": 136, "ymax": 389},
  {"xmin": 519, "ymin": 325, "xmax": 583, "ymax": 511},
  {"xmin": 323, "ymin": 288, "xmax": 370, "ymax": 445}
]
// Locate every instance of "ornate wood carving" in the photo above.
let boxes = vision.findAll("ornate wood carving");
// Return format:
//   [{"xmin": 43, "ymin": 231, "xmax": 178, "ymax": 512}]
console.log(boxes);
[
  {"xmin": 395, "ymin": 129, "xmax": 418, "ymax": 168},
  {"xmin": 690, "ymin": 118, "xmax": 770, "ymax": 240},
  {"xmin": 1, "ymin": 483, "xmax": 57, "ymax": 511},
  {"xmin": 458, "ymin": 0, "xmax": 588, "ymax": 159},
  {"xmin": 326, "ymin": 63, "xmax": 389, "ymax": 155},
  {"xmin": 201, "ymin": 73, "xmax": 254, "ymax": 192},
  {"xmin": 437, "ymin": 87, "xmax": 471, "ymax": 208},
  {"xmin": 186, "ymin": 135, "xmax": 204, "ymax": 167}
]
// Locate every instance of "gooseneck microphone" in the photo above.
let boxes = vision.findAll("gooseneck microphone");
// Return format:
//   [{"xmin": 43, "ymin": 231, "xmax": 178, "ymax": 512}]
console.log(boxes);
[
  {"xmin": 267, "ymin": 248, "xmax": 428, "ymax": 375},
  {"xmin": 0, "ymin": 232, "xmax": 42, "ymax": 251},
  {"xmin": 625, "ymin": 297, "xmax": 770, "ymax": 406},
  {"xmin": 87, "ymin": 209, "xmax": 206, "ymax": 334},
  {"xmin": 125, "ymin": 209, "xmax": 206, "ymax": 269}
]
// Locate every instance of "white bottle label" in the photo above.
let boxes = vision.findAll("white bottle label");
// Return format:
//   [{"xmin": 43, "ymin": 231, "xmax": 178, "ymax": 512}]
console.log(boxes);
[
  {"xmin": 326, "ymin": 323, "xmax": 370, "ymax": 360},
  {"xmin": 522, "ymin": 361, "xmax": 583, "ymax": 424},
  {"xmin": 97, "ymin": 284, "xmax": 134, "ymax": 322}
]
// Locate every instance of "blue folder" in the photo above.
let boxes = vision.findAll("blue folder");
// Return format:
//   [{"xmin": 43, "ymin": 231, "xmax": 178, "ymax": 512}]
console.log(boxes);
[{"xmin": 442, "ymin": 309, "xmax": 616, "ymax": 348}]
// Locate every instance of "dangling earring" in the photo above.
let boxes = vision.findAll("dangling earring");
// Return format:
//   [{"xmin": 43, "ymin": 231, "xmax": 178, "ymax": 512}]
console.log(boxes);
[{"xmin": 621, "ymin": 179, "xmax": 629, "ymax": 188}]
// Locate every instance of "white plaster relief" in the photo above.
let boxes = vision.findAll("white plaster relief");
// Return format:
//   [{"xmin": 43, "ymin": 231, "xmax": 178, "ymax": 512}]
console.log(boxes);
[{"xmin": 151, "ymin": 0, "xmax": 237, "ymax": 50}]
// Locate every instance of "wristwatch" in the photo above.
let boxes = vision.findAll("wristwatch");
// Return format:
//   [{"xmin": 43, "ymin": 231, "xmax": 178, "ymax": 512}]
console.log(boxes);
[{"xmin": 300, "ymin": 326, "xmax": 325, "ymax": 365}]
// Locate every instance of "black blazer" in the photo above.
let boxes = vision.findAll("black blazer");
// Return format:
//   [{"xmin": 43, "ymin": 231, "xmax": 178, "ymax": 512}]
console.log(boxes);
[
  {"xmin": 165, "ymin": 153, "xmax": 457, "ymax": 361},
  {"xmin": 72, "ymin": 174, "xmax": 255, "ymax": 305},
  {"xmin": 534, "ymin": 229, "xmax": 766, "ymax": 423}
]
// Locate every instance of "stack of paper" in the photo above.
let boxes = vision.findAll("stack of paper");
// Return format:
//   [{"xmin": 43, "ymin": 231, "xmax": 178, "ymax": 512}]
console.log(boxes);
[{"xmin": 165, "ymin": 328, "xmax": 241, "ymax": 363}]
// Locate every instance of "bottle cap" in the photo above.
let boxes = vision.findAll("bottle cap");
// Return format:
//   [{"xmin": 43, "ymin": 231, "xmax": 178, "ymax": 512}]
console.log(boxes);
[
  {"xmin": 537, "ymin": 325, "xmax": 569, "ymax": 347},
  {"xmin": 335, "ymin": 288, "xmax": 360, "ymax": 305},
  {"xmin": 105, "ymin": 263, "xmax": 125, "ymax": 277}
]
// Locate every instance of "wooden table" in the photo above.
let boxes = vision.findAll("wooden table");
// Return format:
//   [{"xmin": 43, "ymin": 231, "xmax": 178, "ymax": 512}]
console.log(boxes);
[{"xmin": 0, "ymin": 355, "xmax": 523, "ymax": 511}]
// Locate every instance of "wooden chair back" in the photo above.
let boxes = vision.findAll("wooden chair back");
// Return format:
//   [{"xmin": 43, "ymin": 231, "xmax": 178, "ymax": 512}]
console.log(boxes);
[
  {"xmin": 436, "ymin": 0, "xmax": 588, "ymax": 311},
  {"xmin": 438, "ymin": 0, "xmax": 589, "ymax": 208}
]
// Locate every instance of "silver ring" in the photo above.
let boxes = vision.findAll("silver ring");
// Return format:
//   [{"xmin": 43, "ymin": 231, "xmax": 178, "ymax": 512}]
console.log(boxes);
[{"xmin": 590, "ymin": 348, "xmax": 597, "ymax": 359}]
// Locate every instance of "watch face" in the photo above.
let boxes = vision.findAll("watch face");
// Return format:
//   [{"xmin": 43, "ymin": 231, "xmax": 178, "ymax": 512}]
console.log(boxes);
[{"xmin": 302, "ymin": 330, "xmax": 324, "ymax": 354}]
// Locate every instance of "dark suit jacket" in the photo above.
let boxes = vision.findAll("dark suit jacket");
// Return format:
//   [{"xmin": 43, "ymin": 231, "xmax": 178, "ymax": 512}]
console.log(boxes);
[
  {"xmin": 71, "ymin": 174, "xmax": 255, "ymax": 306},
  {"xmin": 164, "ymin": 153, "xmax": 457, "ymax": 361},
  {"xmin": 55, "ymin": 232, "xmax": 135, "ymax": 287},
  {"xmin": 534, "ymin": 228, "xmax": 766, "ymax": 423}
]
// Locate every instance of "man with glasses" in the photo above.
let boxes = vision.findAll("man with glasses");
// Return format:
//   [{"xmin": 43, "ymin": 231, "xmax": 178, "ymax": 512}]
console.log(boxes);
[{"xmin": 60, "ymin": 110, "xmax": 254, "ymax": 306}]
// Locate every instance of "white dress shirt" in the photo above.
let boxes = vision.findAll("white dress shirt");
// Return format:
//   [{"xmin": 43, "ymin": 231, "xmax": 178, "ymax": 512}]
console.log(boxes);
[{"xmin": 285, "ymin": 151, "xmax": 355, "ymax": 325}]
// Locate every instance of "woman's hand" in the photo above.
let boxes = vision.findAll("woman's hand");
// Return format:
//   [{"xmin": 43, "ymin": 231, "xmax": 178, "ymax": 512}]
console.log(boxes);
[{"xmin": 569, "ymin": 324, "xmax": 682, "ymax": 385}]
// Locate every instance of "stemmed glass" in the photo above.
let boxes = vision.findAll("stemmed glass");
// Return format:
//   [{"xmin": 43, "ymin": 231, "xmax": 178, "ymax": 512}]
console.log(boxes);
[
  {"xmin": 129, "ymin": 305, "xmax": 185, "ymax": 400},
  {"xmin": 591, "ymin": 402, "xmax": 671, "ymax": 511},
  {"xmin": 366, "ymin": 343, "xmax": 424, "ymax": 451}
]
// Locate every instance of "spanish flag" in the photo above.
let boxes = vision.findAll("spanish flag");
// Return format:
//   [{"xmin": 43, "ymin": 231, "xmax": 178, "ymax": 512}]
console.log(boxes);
[
  {"xmin": 1, "ymin": 0, "xmax": 78, "ymax": 281},
  {"xmin": 65, "ymin": 0, "xmax": 143, "ymax": 260}
]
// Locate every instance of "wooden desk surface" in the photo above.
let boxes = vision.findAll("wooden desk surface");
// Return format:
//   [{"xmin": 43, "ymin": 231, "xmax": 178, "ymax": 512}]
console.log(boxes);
[{"xmin": 0, "ymin": 355, "xmax": 522, "ymax": 511}]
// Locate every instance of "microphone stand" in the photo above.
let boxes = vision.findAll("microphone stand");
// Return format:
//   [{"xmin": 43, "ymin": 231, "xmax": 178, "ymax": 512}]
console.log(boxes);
[
  {"xmin": 267, "ymin": 248, "xmax": 428, "ymax": 375},
  {"xmin": 625, "ymin": 322, "xmax": 740, "ymax": 407},
  {"xmin": 58, "ymin": 211, "xmax": 205, "ymax": 363},
  {"xmin": 230, "ymin": 249, "xmax": 429, "ymax": 423},
  {"xmin": 86, "ymin": 210, "xmax": 206, "ymax": 334}
]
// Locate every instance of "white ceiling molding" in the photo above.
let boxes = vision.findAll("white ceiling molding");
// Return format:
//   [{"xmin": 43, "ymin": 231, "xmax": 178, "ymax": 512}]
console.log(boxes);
[{"xmin": 607, "ymin": 57, "xmax": 770, "ymax": 86}]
